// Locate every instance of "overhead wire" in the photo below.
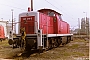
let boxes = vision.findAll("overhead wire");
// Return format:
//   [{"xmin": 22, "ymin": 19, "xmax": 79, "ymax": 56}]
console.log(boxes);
[
  {"xmin": 53, "ymin": 1, "xmax": 75, "ymax": 18},
  {"xmin": 44, "ymin": 0, "xmax": 80, "ymax": 28},
  {"xmin": 52, "ymin": 1, "xmax": 80, "ymax": 27},
  {"xmin": 3, "ymin": 0, "xmax": 26, "ymax": 7},
  {"xmin": 44, "ymin": 0, "xmax": 74, "ymax": 20},
  {"xmin": 0, "ymin": 0, "xmax": 76, "ymax": 20},
  {"xmin": 0, "ymin": 2, "xmax": 27, "ymax": 20},
  {"xmin": 0, "ymin": 3, "xmax": 27, "ymax": 11},
  {"xmin": 0, "ymin": 13, "xmax": 17, "ymax": 18}
]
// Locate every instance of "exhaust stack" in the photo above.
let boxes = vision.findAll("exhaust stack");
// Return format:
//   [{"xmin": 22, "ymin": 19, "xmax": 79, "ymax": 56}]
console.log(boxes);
[{"xmin": 31, "ymin": 0, "xmax": 33, "ymax": 11}]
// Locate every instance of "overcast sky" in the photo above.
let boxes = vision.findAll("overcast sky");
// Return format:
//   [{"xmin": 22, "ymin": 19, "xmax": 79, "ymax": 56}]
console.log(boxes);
[{"xmin": 0, "ymin": 0, "xmax": 89, "ymax": 29}]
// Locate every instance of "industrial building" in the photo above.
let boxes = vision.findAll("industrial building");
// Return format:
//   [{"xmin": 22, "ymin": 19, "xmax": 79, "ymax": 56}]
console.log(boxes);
[
  {"xmin": 0, "ymin": 20, "xmax": 16, "ymax": 38},
  {"xmin": 81, "ymin": 18, "xmax": 86, "ymax": 34},
  {"xmin": 80, "ymin": 17, "xmax": 89, "ymax": 35}
]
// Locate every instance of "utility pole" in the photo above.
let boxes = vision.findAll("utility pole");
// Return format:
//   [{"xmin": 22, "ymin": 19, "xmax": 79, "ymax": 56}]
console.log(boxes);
[
  {"xmin": 11, "ymin": 9, "xmax": 13, "ymax": 31},
  {"xmin": 78, "ymin": 18, "xmax": 80, "ymax": 37},
  {"xmin": 31, "ymin": 0, "xmax": 33, "ymax": 11}
]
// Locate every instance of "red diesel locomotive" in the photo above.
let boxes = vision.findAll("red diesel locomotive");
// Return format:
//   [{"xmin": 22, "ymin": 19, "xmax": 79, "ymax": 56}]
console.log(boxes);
[{"xmin": 8, "ymin": 8, "xmax": 73, "ymax": 51}]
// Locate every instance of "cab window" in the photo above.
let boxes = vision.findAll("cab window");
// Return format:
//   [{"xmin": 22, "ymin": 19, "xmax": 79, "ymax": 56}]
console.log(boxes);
[
  {"xmin": 59, "ymin": 15, "xmax": 62, "ymax": 20},
  {"xmin": 48, "ymin": 11, "xmax": 55, "ymax": 16}
]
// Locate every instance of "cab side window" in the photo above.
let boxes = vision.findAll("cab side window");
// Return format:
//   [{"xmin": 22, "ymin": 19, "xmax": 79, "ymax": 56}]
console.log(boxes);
[
  {"xmin": 48, "ymin": 11, "xmax": 55, "ymax": 16},
  {"xmin": 59, "ymin": 15, "xmax": 62, "ymax": 20}
]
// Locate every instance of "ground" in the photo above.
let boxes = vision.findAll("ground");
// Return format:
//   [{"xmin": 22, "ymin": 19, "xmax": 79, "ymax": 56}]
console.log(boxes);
[{"xmin": 0, "ymin": 38, "xmax": 89, "ymax": 60}]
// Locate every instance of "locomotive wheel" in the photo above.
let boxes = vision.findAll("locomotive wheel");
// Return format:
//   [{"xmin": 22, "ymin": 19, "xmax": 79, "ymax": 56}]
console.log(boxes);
[
  {"xmin": 49, "ymin": 39, "xmax": 53, "ymax": 49},
  {"xmin": 54, "ymin": 39, "xmax": 58, "ymax": 48},
  {"xmin": 0, "ymin": 39, "xmax": 2, "ymax": 42},
  {"xmin": 61, "ymin": 37, "xmax": 67, "ymax": 45},
  {"xmin": 57, "ymin": 38, "xmax": 62, "ymax": 46},
  {"xmin": 68, "ymin": 37, "xmax": 71, "ymax": 43},
  {"xmin": 66, "ymin": 36, "xmax": 71, "ymax": 44}
]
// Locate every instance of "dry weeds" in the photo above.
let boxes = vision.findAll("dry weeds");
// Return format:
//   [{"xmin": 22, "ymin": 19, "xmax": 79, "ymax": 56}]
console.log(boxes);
[{"xmin": 0, "ymin": 38, "xmax": 89, "ymax": 60}]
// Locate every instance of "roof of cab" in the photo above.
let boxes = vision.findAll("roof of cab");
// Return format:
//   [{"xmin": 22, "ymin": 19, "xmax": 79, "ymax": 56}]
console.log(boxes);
[{"xmin": 38, "ymin": 8, "xmax": 61, "ymax": 15}]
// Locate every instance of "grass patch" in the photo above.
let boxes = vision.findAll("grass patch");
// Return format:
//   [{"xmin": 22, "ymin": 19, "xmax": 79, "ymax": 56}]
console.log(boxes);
[
  {"xmin": 72, "ymin": 52, "xmax": 85, "ymax": 56},
  {"xmin": 61, "ymin": 52, "xmax": 71, "ymax": 56},
  {"xmin": 67, "ymin": 44, "xmax": 79, "ymax": 49},
  {"xmin": 74, "ymin": 39, "xmax": 85, "ymax": 42},
  {"xmin": 72, "ymin": 44, "xmax": 79, "ymax": 47},
  {"xmin": 0, "ymin": 40, "xmax": 9, "ymax": 46},
  {"xmin": 73, "ymin": 38, "xmax": 89, "ymax": 43}
]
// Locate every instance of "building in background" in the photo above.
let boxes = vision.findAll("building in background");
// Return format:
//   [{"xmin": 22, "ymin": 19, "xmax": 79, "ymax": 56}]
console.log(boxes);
[
  {"xmin": 0, "ymin": 20, "xmax": 16, "ymax": 38},
  {"xmin": 89, "ymin": 19, "xmax": 90, "ymax": 34},
  {"xmin": 0, "ymin": 21, "xmax": 8, "ymax": 38},
  {"xmin": 81, "ymin": 18, "xmax": 86, "ymax": 34},
  {"xmin": 80, "ymin": 17, "xmax": 89, "ymax": 35},
  {"xmin": 70, "ymin": 17, "xmax": 89, "ymax": 35},
  {"xmin": 85, "ymin": 18, "xmax": 89, "ymax": 35}
]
